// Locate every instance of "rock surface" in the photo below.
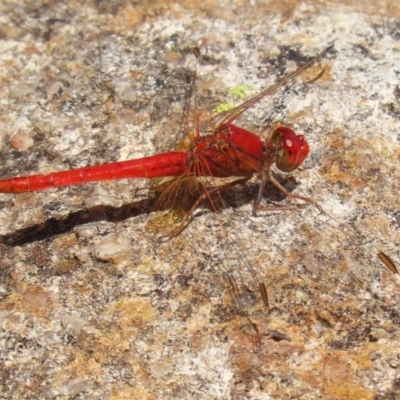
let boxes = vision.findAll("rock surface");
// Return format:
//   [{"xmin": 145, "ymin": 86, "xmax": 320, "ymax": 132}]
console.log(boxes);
[{"xmin": 0, "ymin": 1, "xmax": 399, "ymax": 399}]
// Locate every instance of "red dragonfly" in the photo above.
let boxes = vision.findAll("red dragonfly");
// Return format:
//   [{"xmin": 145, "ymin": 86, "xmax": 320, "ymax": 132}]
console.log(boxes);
[
  {"xmin": 0, "ymin": 48, "xmax": 329, "ymax": 197},
  {"xmin": 0, "ymin": 44, "xmax": 396, "ymax": 280}
]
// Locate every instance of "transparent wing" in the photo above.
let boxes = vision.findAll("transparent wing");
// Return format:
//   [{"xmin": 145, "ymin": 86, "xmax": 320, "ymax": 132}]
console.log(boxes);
[{"xmin": 201, "ymin": 45, "xmax": 334, "ymax": 135}]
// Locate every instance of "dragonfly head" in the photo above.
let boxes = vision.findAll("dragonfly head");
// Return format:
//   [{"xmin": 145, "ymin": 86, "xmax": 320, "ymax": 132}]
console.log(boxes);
[{"xmin": 271, "ymin": 127, "xmax": 309, "ymax": 172}]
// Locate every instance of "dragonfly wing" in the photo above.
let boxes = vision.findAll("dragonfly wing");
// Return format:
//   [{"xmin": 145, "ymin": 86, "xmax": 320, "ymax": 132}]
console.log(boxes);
[{"xmin": 201, "ymin": 45, "xmax": 334, "ymax": 135}]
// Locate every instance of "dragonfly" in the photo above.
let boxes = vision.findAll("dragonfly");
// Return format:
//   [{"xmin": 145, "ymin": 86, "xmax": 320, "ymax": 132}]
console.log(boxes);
[
  {"xmin": 0, "ymin": 43, "xmax": 396, "ymax": 318},
  {"xmin": 0, "ymin": 51, "xmax": 322, "ymax": 197}
]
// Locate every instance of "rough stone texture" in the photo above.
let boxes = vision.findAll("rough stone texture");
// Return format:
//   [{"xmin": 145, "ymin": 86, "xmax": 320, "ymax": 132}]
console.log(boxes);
[{"xmin": 0, "ymin": 1, "xmax": 399, "ymax": 399}]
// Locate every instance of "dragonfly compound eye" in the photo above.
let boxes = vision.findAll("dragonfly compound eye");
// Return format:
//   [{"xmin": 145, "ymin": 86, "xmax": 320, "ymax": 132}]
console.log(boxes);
[{"xmin": 272, "ymin": 127, "xmax": 310, "ymax": 172}]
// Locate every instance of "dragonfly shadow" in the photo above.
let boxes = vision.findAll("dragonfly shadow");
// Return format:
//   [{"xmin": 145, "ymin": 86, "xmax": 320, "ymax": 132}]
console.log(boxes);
[
  {"xmin": 0, "ymin": 173, "xmax": 300, "ymax": 247},
  {"xmin": 0, "ymin": 196, "xmax": 156, "ymax": 247}
]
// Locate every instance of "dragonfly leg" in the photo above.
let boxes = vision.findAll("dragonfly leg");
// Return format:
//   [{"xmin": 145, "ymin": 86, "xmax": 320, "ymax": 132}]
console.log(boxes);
[
  {"xmin": 158, "ymin": 177, "xmax": 251, "ymax": 242},
  {"xmin": 253, "ymin": 171, "xmax": 323, "ymax": 216}
]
